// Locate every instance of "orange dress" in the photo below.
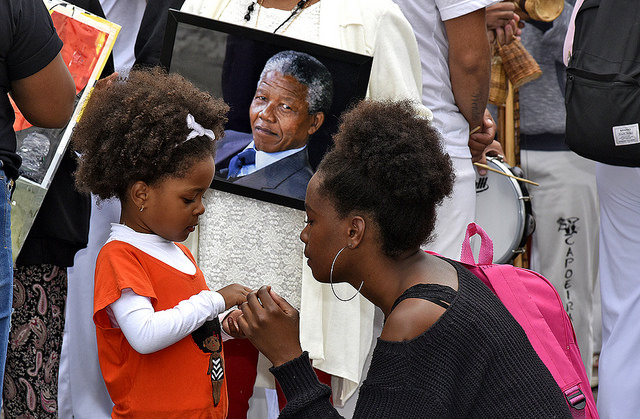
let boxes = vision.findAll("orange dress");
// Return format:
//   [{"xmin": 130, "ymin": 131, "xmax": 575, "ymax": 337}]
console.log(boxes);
[{"xmin": 94, "ymin": 241, "xmax": 228, "ymax": 418}]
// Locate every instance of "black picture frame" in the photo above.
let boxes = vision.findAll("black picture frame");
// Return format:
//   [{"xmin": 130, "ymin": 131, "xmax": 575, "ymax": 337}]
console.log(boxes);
[{"xmin": 160, "ymin": 9, "xmax": 372, "ymax": 210}]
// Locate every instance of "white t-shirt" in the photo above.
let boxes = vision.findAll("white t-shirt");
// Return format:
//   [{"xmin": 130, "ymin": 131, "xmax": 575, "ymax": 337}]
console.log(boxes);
[
  {"xmin": 394, "ymin": 0, "xmax": 495, "ymax": 158},
  {"xmin": 233, "ymin": 141, "xmax": 307, "ymax": 178},
  {"xmin": 99, "ymin": 0, "xmax": 147, "ymax": 71}
]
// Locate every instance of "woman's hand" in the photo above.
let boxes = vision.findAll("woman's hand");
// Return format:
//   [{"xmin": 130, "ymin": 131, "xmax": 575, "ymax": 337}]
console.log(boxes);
[{"xmin": 237, "ymin": 285, "xmax": 303, "ymax": 367}]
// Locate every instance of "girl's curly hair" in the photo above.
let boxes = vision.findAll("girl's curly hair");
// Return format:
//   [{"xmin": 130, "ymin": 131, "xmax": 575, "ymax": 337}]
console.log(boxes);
[
  {"xmin": 72, "ymin": 67, "xmax": 229, "ymax": 201},
  {"xmin": 316, "ymin": 99, "xmax": 455, "ymax": 258}
]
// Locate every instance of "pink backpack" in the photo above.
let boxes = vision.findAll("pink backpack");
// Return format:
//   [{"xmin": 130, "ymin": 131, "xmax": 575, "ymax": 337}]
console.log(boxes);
[{"xmin": 433, "ymin": 223, "xmax": 599, "ymax": 418}]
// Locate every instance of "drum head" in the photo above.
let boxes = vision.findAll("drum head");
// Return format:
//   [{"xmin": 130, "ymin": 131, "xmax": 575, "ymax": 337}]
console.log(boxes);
[{"xmin": 473, "ymin": 158, "xmax": 527, "ymax": 264}]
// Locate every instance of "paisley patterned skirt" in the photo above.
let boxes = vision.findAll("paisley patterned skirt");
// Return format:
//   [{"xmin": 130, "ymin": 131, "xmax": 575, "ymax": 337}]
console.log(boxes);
[{"xmin": 2, "ymin": 265, "xmax": 67, "ymax": 418}]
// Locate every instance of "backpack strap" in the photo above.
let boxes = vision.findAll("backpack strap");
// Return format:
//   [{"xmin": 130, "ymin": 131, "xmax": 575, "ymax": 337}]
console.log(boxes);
[{"xmin": 460, "ymin": 222, "xmax": 494, "ymax": 265}]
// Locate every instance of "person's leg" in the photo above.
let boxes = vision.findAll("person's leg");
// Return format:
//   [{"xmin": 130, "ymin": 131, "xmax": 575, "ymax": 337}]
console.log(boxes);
[
  {"xmin": 3, "ymin": 265, "xmax": 67, "ymax": 418},
  {"xmin": 0, "ymin": 172, "xmax": 13, "ymax": 399},
  {"xmin": 596, "ymin": 163, "xmax": 640, "ymax": 418},
  {"xmin": 522, "ymin": 150, "xmax": 600, "ymax": 381},
  {"xmin": 58, "ymin": 196, "xmax": 118, "ymax": 418}
]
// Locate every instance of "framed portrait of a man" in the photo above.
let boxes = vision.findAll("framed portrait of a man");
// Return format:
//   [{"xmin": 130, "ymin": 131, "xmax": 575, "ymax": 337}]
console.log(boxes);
[{"xmin": 160, "ymin": 10, "xmax": 372, "ymax": 210}]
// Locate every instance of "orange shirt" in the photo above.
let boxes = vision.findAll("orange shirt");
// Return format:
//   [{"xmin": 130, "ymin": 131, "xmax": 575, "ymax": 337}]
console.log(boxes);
[{"xmin": 94, "ymin": 241, "xmax": 228, "ymax": 418}]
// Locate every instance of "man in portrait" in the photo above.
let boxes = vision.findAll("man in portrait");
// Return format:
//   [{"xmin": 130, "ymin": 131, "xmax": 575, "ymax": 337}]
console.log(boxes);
[{"xmin": 215, "ymin": 50, "xmax": 333, "ymax": 201}]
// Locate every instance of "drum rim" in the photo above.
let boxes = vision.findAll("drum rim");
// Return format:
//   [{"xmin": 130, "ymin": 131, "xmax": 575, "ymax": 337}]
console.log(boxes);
[{"xmin": 481, "ymin": 157, "xmax": 529, "ymax": 264}]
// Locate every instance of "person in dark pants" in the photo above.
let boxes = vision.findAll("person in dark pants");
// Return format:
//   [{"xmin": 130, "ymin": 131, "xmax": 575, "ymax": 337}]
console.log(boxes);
[{"xmin": 2, "ymin": 1, "xmax": 111, "ymax": 416}]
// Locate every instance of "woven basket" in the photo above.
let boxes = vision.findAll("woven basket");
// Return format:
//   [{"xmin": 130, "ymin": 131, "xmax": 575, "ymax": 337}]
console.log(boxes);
[
  {"xmin": 497, "ymin": 39, "xmax": 542, "ymax": 89},
  {"xmin": 489, "ymin": 51, "xmax": 508, "ymax": 106}
]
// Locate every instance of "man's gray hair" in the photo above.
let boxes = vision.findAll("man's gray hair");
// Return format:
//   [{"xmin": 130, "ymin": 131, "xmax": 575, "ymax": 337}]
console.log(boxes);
[{"xmin": 259, "ymin": 50, "xmax": 334, "ymax": 115}]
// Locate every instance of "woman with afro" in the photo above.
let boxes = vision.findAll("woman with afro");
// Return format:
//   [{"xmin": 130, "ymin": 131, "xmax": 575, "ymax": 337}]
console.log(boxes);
[{"xmin": 231, "ymin": 99, "xmax": 573, "ymax": 418}]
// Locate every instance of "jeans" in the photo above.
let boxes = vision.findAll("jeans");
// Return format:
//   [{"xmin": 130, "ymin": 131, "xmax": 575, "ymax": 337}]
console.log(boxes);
[{"xmin": 0, "ymin": 168, "xmax": 14, "ymax": 397}]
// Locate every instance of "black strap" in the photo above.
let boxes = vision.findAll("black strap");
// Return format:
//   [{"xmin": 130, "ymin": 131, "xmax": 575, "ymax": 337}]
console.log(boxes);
[{"xmin": 390, "ymin": 283, "xmax": 456, "ymax": 313}]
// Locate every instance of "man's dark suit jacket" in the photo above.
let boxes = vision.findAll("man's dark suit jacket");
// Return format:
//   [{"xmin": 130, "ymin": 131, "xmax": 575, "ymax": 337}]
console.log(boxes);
[{"xmin": 215, "ymin": 130, "xmax": 314, "ymax": 201}]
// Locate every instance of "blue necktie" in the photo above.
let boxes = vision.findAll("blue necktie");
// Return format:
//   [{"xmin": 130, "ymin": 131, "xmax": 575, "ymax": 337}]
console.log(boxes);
[{"xmin": 227, "ymin": 148, "xmax": 256, "ymax": 179}]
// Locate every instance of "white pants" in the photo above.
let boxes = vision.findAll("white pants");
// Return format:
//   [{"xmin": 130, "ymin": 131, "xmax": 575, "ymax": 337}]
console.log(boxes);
[
  {"xmin": 595, "ymin": 163, "xmax": 640, "ymax": 419},
  {"xmin": 428, "ymin": 156, "xmax": 476, "ymax": 259},
  {"xmin": 58, "ymin": 196, "xmax": 119, "ymax": 419},
  {"xmin": 521, "ymin": 150, "xmax": 600, "ymax": 382}
]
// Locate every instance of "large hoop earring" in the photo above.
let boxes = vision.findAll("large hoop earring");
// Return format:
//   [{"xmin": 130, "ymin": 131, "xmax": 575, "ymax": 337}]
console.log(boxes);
[{"xmin": 330, "ymin": 246, "xmax": 363, "ymax": 302}]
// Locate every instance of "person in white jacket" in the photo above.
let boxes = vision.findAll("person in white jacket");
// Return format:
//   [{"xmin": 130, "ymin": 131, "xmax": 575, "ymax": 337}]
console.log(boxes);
[
  {"xmin": 179, "ymin": 1, "xmax": 429, "ymax": 417},
  {"xmin": 181, "ymin": 0, "xmax": 428, "ymax": 116}
]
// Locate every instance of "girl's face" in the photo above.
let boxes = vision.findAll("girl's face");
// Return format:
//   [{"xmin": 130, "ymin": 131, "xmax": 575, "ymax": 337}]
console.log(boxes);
[
  {"xmin": 141, "ymin": 156, "xmax": 215, "ymax": 242},
  {"xmin": 300, "ymin": 174, "xmax": 349, "ymax": 283}
]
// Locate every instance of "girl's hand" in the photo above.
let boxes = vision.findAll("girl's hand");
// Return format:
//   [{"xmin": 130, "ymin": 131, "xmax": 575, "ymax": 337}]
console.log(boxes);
[
  {"xmin": 237, "ymin": 285, "xmax": 303, "ymax": 367},
  {"xmin": 222, "ymin": 309, "xmax": 246, "ymax": 338},
  {"xmin": 217, "ymin": 284, "xmax": 253, "ymax": 310}
]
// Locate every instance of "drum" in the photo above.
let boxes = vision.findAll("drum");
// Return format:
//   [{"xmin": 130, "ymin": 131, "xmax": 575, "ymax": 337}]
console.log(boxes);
[
  {"xmin": 474, "ymin": 157, "xmax": 535, "ymax": 264},
  {"xmin": 515, "ymin": 0, "xmax": 564, "ymax": 22}
]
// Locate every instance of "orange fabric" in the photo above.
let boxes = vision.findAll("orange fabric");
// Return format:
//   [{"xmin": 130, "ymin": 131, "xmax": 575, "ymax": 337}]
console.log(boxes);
[
  {"xmin": 13, "ymin": 11, "xmax": 109, "ymax": 131},
  {"xmin": 94, "ymin": 241, "xmax": 228, "ymax": 418},
  {"xmin": 51, "ymin": 10, "xmax": 106, "ymax": 95}
]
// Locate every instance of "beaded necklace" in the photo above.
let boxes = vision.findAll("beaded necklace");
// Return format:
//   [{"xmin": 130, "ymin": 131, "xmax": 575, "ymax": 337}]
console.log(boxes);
[{"xmin": 244, "ymin": 0, "xmax": 311, "ymax": 33}]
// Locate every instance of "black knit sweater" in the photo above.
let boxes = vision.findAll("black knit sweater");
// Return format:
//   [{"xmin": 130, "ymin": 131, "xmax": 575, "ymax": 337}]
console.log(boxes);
[{"xmin": 270, "ymin": 259, "xmax": 572, "ymax": 418}]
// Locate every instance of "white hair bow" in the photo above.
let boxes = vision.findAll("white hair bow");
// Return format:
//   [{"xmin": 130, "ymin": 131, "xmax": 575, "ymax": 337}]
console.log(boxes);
[{"xmin": 184, "ymin": 113, "xmax": 216, "ymax": 143}]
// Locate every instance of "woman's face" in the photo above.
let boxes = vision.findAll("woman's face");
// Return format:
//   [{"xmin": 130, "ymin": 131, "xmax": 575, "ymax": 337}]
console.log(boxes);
[
  {"xmin": 300, "ymin": 174, "xmax": 348, "ymax": 283},
  {"xmin": 249, "ymin": 71, "xmax": 323, "ymax": 153}
]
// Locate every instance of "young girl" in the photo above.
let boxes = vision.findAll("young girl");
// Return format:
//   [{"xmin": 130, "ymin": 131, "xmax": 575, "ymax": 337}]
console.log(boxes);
[{"xmin": 72, "ymin": 68, "xmax": 252, "ymax": 418}]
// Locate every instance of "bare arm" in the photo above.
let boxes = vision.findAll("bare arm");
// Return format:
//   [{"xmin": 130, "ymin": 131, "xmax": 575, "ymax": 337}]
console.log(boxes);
[
  {"xmin": 445, "ymin": 8, "xmax": 491, "ymax": 134},
  {"xmin": 10, "ymin": 52, "xmax": 76, "ymax": 128}
]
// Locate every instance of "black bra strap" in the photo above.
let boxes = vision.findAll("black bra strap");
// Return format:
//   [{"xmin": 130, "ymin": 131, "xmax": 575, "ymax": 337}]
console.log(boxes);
[{"xmin": 390, "ymin": 283, "xmax": 457, "ymax": 313}]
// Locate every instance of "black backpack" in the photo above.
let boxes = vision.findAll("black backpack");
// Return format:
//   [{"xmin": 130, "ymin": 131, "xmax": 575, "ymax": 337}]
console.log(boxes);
[{"xmin": 564, "ymin": 0, "xmax": 640, "ymax": 167}]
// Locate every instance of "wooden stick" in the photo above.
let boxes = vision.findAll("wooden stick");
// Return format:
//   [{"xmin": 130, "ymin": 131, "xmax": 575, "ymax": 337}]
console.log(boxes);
[
  {"xmin": 469, "ymin": 125, "xmax": 482, "ymax": 135},
  {"xmin": 473, "ymin": 162, "xmax": 539, "ymax": 186}
]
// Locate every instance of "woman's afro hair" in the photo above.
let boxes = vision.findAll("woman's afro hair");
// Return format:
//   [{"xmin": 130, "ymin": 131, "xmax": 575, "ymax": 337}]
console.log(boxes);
[
  {"xmin": 72, "ymin": 67, "xmax": 229, "ymax": 201},
  {"xmin": 316, "ymin": 99, "xmax": 455, "ymax": 258}
]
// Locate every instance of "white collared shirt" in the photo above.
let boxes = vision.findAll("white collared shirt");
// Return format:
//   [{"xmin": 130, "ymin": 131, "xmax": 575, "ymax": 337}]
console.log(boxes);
[
  {"xmin": 235, "ymin": 141, "xmax": 306, "ymax": 177},
  {"xmin": 107, "ymin": 223, "xmax": 196, "ymax": 274}
]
